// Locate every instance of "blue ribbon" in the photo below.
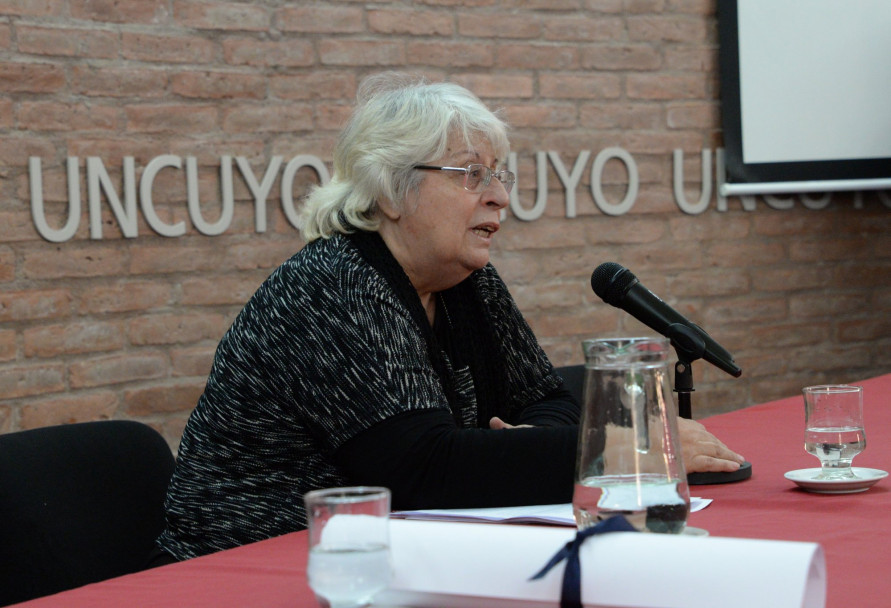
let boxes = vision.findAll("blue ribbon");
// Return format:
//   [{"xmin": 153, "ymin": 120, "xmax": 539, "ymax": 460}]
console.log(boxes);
[{"xmin": 529, "ymin": 516, "xmax": 638, "ymax": 608}]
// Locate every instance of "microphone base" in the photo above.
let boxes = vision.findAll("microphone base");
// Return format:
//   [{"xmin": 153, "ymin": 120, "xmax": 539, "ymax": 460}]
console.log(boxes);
[{"xmin": 687, "ymin": 461, "xmax": 752, "ymax": 485}]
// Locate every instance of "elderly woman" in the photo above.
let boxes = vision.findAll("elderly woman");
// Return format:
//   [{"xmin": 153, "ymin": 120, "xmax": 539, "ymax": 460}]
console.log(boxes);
[{"xmin": 156, "ymin": 73, "xmax": 744, "ymax": 561}]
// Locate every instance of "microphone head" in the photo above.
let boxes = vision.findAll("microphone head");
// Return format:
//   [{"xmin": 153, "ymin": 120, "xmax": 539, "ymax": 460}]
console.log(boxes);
[{"xmin": 591, "ymin": 262, "xmax": 638, "ymax": 306}]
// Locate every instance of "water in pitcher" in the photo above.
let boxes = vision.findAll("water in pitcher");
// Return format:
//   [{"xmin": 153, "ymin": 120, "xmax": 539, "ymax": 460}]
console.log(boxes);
[{"xmin": 574, "ymin": 473, "xmax": 689, "ymax": 534}]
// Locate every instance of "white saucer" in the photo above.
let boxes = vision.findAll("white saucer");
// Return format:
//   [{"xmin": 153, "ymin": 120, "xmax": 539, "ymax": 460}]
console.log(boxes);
[{"xmin": 784, "ymin": 467, "xmax": 889, "ymax": 494}]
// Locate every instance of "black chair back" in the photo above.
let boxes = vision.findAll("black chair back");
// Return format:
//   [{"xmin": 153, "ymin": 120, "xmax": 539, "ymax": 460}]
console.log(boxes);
[{"xmin": 0, "ymin": 420, "xmax": 175, "ymax": 606}]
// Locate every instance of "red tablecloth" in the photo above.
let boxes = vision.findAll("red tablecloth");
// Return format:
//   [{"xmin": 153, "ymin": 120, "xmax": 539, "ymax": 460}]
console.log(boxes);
[
  {"xmin": 689, "ymin": 372, "xmax": 890, "ymax": 608},
  {"xmin": 11, "ymin": 374, "xmax": 891, "ymax": 608}
]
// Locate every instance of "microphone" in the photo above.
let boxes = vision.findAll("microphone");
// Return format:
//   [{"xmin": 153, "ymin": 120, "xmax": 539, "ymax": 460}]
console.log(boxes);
[{"xmin": 590, "ymin": 262, "xmax": 742, "ymax": 378}]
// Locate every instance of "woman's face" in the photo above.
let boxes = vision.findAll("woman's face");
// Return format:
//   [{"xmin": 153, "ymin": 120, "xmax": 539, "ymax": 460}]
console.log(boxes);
[{"xmin": 379, "ymin": 133, "xmax": 510, "ymax": 294}]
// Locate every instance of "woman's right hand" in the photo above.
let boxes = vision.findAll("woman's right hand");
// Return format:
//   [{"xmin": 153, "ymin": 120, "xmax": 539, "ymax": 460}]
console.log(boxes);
[{"xmin": 488, "ymin": 416, "xmax": 533, "ymax": 430}]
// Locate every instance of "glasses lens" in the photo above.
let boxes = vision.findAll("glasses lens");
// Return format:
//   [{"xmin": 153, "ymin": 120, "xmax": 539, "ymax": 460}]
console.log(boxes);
[
  {"xmin": 464, "ymin": 164, "xmax": 487, "ymax": 191},
  {"xmin": 495, "ymin": 170, "xmax": 516, "ymax": 193}
]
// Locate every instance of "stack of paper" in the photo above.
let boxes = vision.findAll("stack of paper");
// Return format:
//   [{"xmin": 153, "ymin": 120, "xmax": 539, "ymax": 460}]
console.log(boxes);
[{"xmin": 391, "ymin": 499, "xmax": 711, "ymax": 527}]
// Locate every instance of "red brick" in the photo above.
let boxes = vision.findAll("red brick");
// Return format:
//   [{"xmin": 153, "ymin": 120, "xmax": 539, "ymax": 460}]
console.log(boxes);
[
  {"xmin": 269, "ymin": 71, "xmax": 357, "ymax": 100},
  {"xmin": 123, "ymin": 380, "xmax": 204, "ymax": 415},
  {"xmin": 70, "ymin": 0, "xmax": 169, "ymax": 23},
  {"xmin": 171, "ymin": 71, "xmax": 266, "ymax": 100},
  {"xmin": 71, "ymin": 65, "xmax": 169, "ymax": 98},
  {"xmin": 121, "ymin": 32, "xmax": 216, "ymax": 64},
  {"xmin": 457, "ymin": 13, "xmax": 539, "ymax": 38},
  {"xmin": 501, "ymin": 0, "xmax": 576, "ymax": 9},
  {"xmin": 0, "ymin": 61, "xmax": 65, "ymax": 93},
  {"xmin": 69, "ymin": 352, "xmax": 168, "ymax": 389},
  {"xmin": 17, "ymin": 101, "xmax": 119, "ymax": 131},
  {"xmin": 170, "ymin": 345, "xmax": 216, "ymax": 377},
  {"xmin": 450, "ymin": 74, "xmax": 534, "ymax": 99},
  {"xmin": 665, "ymin": 269, "xmax": 750, "ymax": 297},
  {"xmin": 705, "ymin": 241, "xmax": 786, "ymax": 267},
  {"xmin": 667, "ymin": 102, "xmax": 720, "ymax": 129},
  {"xmin": 79, "ymin": 281, "xmax": 171, "ymax": 314},
  {"xmin": 0, "ymin": 363, "xmax": 65, "ymax": 398},
  {"xmin": 502, "ymin": 104, "xmax": 577, "ymax": 129},
  {"xmin": 838, "ymin": 318, "xmax": 891, "ymax": 343},
  {"xmin": 497, "ymin": 218, "xmax": 589, "ymax": 251},
  {"xmin": 319, "ymin": 40, "xmax": 405, "ymax": 66},
  {"xmin": 0, "ymin": 289, "xmax": 72, "ymax": 322},
  {"xmin": 22, "ymin": 245, "xmax": 127, "ymax": 279},
  {"xmin": 755, "ymin": 266, "xmax": 828, "ymax": 292},
  {"xmin": 542, "ymin": 15, "xmax": 624, "ymax": 41},
  {"xmin": 787, "ymin": 344, "xmax": 873, "ymax": 373},
  {"xmin": 0, "ymin": 329, "xmax": 15, "ymax": 361},
  {"xmin": 582, "ymin": 44, "xmax": 662, "ymax": 71},
  {"xmin": 0, "ymin": 246, "xmax": 13, "ymax": 281},
  {"xmin": 580, "ymin": 103, "xmax": 663, "ymax": 130},
  {"xmin": 626, "ymin": 73, "xmax": 708, "ymax": 100},
  {"xmin": 0, "ymin": 98, "xmax": 11, "ymax": 127},
  {"xmin": 540, "ymin": 73, "xmax": 622, "ymax": 99},
  {"xmin": 180, "ymin": 274, "xmax": 264, "ymax": 306},
  {"xmin": 125, "ymin": 104, "xmax": 218, "ymax": 133},
  {"xmin": 16, "ymin": 25, "xmax": 118, "ymax": 58},
  {"xmin": 664, "ymin": 46, "xmax": 718, "ymax": 72},
  {"xmin": 316, "ymin": 105, "xmax": 354, "ymax": 130},
  {"xmin": 19, "ymin": 391, "xmax": 118, "ymax": 429},
  {"xmin": 790, "ymin": 238, "xmax": 871, "ymax": 262},
  {"xmin": 702, "ymin": 296, "xmax": 788, "ymax": 326},
  {"xmin": 627, "ymin": 15, "xmax": 710, "ymax": 43},
  {"xmin": 223, "ymin": 38, "xmax": 314, "ymax": 67},
  {"xmin": 24, "ymin": 321, "xmax": 126, "ymax": 357},
  {"xmin": 668, "ymin": 214, "xmax": 751, "ymax": 241},
  {"xmin": 276, "ymin": 5, "xmax": 364, "ymax": 33},
  {"xmin": 497, "ymin": 44, "xmax": 577, "ymax": 70},
  {"xmin": 172, "ymin": 0, "xmax": 269, "ymax": 31},
  {"xmin": 789, "ymin": 293, "xmax": 869, "ymax": 320},
  {"xmin": 221, "ymin": 103, "xmax": 314, "ymax": 133},
  {"xmin": 404, "ymin": 41, "xmax": 495, "ymax": 68},
  {"xmin": 0, "ymin": 0, "xmax": 65, "ymax": 17},
  {"xmin": 128, "ymin": 313, "xmax": 228, "ymax": 345},
  {"xmin": 620, "ymin": 130, "xmax": 702, "ymax": 154},
  {"xmin": 671, "ymin": 0, "xmax": 715, "ymax": 16}
]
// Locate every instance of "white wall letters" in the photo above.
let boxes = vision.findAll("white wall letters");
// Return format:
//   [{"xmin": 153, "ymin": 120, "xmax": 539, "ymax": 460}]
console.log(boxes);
[{"xmin": 27, "ymin": 149, "xmax": 878, "ymax": 242}]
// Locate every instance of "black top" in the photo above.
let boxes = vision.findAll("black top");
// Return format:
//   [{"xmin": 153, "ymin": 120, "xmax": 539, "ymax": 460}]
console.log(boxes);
[{"xmin": 158, "ymin": 233, "xmax": 579, "ymax": 560}]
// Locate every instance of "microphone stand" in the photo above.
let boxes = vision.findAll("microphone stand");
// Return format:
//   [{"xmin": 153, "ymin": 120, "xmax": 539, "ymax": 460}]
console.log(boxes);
[{"xmin": 667, "ymin": 325, "xmax": 752, "ymax": 485}]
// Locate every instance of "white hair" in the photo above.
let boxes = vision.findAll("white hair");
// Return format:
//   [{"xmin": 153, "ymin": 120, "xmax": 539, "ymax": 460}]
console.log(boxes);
[{"xmin": 300, "ymin": 72, "xmax": 510, "ymax": 241}]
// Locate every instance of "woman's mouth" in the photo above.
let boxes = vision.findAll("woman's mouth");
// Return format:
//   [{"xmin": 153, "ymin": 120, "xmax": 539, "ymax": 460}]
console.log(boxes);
[{"xmin": 471, "ymin": 224, "xmax": 498, "ymax": 239}]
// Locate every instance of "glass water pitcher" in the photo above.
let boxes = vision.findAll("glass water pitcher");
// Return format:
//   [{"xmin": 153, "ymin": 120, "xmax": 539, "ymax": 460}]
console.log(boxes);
[{"xmin": 572, "ymin": 336, "xmax": 690, "ymax": 533}]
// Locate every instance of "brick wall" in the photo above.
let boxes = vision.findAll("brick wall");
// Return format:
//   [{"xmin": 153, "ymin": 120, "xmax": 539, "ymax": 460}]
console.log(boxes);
[{"xmin": 1, "ymin": 1, "xmax": 889, "ymax": 448}]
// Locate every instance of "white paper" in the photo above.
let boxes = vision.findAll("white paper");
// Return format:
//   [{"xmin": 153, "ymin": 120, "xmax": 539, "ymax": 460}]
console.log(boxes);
[
  {"xmin": 374, "ymin": 519, "xmax": 825, "ymax": 608},
  {"xmin": 391, "ymin": 498, "xmax": 711, "ymax": 527}
]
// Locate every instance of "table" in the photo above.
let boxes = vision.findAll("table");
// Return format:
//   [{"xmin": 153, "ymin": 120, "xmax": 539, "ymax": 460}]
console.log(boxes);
[{"xmin": 10, "ymin": 374, "xmax": 890, "ymax": 608}]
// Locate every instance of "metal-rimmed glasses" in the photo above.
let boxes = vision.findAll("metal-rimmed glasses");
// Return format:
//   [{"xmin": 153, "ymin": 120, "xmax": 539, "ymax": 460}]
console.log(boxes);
[{"xmin": 413, "ymin": 163, "xmax": 516, "ymax": 193}]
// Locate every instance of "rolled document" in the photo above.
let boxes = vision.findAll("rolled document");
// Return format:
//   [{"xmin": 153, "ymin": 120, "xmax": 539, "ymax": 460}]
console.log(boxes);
[{"xmin": 374, "ymin": 519, "xmax": 825, "ymax": 608}]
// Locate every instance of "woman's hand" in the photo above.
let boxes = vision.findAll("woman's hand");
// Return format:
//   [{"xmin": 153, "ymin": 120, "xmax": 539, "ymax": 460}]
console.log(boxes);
[
  {"xmin": 677, "ymin": 417, "xmax": 746, "ymax": 473},
  {"xmin": 489, "ymin": 416, "xmax": 533, "ymax": 430}
]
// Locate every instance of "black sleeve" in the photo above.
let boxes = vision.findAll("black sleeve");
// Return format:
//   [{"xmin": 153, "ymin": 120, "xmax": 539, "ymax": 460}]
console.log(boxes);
[
  {"xmin": 514, "ymin": 384, "xmax": 580, "ymax": 427},
  {"xmin": 333, "ymin": 408, "xmax": 577, "ymax": 511}
]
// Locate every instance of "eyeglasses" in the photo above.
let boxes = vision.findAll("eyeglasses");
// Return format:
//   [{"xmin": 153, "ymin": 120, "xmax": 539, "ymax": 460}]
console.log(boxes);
[{"xmin": 413, "ymin": 163, "xmax": 516, "ymax": 193}]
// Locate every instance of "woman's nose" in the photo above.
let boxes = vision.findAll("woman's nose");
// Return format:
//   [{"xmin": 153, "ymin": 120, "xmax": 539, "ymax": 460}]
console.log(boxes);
[{"xmin": 482, "ymin": 178, "xmax": 510, "ymax": 209}]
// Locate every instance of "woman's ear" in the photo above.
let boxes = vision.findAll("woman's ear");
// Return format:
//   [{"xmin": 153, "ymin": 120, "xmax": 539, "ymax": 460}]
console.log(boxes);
[{"xmin": 376, "ymin": 197, "xmax": 401, "ymax": 221}]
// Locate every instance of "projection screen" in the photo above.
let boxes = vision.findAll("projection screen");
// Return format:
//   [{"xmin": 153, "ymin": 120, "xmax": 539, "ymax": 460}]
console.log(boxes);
[{"xmin": 717, "ymin": 0, "xmax": 891, "ymax": 196}]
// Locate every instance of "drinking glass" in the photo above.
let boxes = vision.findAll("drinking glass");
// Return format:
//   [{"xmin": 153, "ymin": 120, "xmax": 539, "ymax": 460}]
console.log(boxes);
[
  {"xmin": 304, "ymin": 486, "xmax": 392, "ymax": 608},
  {"xmin": 803, "ymin": 385, "xmax": 866, "ymax": 480}
]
